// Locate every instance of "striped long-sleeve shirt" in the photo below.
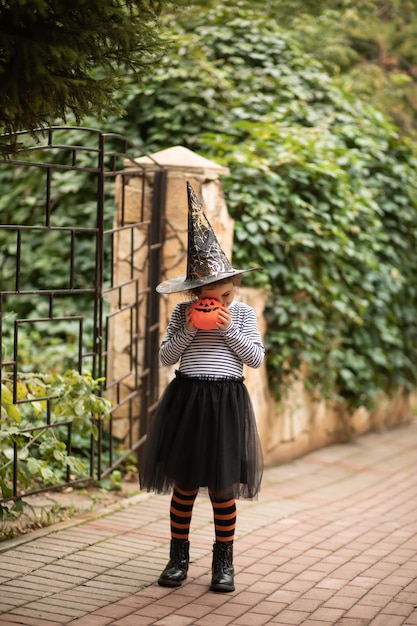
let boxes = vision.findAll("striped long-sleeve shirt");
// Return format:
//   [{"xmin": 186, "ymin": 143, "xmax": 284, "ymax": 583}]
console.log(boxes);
[{"xmin": 160, "ymin": 300, "xmax": 265, "ymax": 378}]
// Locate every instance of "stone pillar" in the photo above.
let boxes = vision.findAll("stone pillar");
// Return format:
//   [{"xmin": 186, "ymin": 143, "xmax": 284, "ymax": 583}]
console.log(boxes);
[{"xmin": 131, "ymin": 146, "xmax": 233, "ymax": 388}]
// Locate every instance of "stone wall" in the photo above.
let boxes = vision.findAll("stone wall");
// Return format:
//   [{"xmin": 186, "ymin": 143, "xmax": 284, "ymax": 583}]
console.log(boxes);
[{"xmin": 111, "ymin": 146, "xmax": 413, "ymax": 467}]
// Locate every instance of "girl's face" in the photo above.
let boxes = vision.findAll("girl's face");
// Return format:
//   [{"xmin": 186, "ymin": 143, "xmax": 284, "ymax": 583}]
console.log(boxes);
[{"xmin": 199, "ymin": 281, "xmax": 235, "ymax": 308}]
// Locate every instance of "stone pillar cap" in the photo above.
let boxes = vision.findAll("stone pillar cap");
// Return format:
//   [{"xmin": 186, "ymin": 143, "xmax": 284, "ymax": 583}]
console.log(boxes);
[{"xmin": 128, "ymin": 145, "xmax": 230, "ymax": 175}]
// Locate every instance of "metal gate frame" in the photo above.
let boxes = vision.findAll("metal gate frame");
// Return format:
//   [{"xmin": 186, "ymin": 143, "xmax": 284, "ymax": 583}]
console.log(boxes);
[{"xmin": 0, "ymin": 126, "xmax": 166, "ymax": 501}]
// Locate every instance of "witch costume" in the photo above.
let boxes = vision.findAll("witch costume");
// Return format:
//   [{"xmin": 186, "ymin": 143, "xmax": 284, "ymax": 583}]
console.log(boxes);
[{"xmin": 139, "ymin": 181, "xmax": 264, "ymax": 591}]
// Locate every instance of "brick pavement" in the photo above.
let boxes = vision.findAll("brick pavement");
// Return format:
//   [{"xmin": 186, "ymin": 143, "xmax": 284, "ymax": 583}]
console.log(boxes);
[{"xmin": 0, "ymin": 420, "xmax": 416, "ymax": 626}]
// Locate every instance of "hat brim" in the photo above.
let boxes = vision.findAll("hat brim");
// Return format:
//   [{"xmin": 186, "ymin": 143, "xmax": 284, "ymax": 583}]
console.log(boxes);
[{"xmin": 156, "ymin": 267, "xmax": 262, "ymax": 294}]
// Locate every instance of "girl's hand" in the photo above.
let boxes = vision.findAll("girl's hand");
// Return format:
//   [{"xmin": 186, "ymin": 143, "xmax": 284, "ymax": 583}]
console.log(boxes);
[
  {"xmin": 185, "ymin": 306, "xmax": 197, "ymax": 332},
  {"xmin": 217, "ymin": 305, "xmax": 232, "ymax": 331}
]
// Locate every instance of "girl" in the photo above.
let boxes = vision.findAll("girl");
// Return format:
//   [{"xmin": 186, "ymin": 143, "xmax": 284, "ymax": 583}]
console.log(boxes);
[{"xmin": 139, "ymin": 182, "xmax": 264, "ymax": 592}]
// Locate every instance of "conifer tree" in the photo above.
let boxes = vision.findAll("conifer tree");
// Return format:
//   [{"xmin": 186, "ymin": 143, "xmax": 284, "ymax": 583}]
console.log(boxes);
[{"xmin": 0, "ymin": 0, "xmax": 167, "ymax": 142}]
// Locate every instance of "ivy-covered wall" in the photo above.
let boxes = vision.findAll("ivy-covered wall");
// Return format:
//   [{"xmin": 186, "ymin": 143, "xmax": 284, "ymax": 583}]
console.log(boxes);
[
  {"xmin": 113, "ymin": 149, "xmax": 413, "ymax": 467},
  {"xmin": 113, "ymin": 4, "xmax": 417, "ymax": 418}
]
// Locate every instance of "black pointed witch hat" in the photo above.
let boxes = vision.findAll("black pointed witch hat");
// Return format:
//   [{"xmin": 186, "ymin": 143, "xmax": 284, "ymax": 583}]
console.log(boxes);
[{"xmin": 156, "ymin": 182, "xmax": 262, "ymax": 294}]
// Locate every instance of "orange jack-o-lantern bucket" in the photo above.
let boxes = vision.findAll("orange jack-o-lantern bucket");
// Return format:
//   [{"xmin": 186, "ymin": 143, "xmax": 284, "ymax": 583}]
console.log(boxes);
[{"xmin": 190, "ymin": 297, "xmax": 221, "ymax": 330}]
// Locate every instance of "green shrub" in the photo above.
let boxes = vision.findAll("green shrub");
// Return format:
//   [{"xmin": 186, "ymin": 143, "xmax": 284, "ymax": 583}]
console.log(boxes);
[
  {"xmin": 119, "ymin": 4, "xmax": 417, "ymax": 409},
  {"xmin": 0, "ymin": 369, "xmax": 112, "ymax": 508}
]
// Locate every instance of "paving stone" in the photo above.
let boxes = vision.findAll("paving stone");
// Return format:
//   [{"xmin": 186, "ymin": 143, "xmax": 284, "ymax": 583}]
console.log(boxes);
[
  {"xmin": 0, "ymin": 420, "xmax": 416, "ymax": 626},
  {"xmin": 0, "ymin": 616, "xmax": 63, "ymax": 626}
]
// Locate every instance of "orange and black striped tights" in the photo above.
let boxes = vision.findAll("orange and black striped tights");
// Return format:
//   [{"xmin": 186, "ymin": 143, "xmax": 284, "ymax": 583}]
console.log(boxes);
[{"xmin": 170, "ymin": 485, "xmax": 236, "ymax": 543}]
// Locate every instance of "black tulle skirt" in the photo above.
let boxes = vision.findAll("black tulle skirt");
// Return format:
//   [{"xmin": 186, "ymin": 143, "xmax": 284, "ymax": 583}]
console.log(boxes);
[{"xmin": 139, "ymin": 371, "xmax": 263, "ymax": 499}]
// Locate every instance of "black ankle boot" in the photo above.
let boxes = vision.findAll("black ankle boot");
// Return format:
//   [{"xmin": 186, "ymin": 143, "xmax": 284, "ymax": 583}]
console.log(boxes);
[
  {"xmin": 158, "ymin": 539, "xmax": 190, "ymax": 587},
  {"xmin": 210, "ymin": 541, "xmax": 235, "ymax": 592}
]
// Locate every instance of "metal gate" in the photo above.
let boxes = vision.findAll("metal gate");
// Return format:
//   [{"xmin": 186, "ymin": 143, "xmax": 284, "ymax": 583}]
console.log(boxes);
[{"xmin": 0, "ymin": 126, "xmax": 166, "ymax": 502}]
